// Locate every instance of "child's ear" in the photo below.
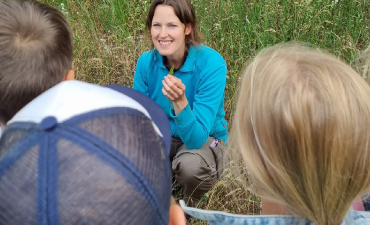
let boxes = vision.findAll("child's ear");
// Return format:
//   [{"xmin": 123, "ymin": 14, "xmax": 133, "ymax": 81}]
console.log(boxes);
[
  {"xmin": 64, "ymin": 70, "xmax": 74, "ymax": 81},
  {"xmin": 169, "ymin": 202, "xmax": 186, "ymax": 225}
]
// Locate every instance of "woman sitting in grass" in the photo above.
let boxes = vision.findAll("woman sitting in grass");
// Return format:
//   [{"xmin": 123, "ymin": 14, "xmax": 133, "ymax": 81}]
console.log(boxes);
[
  {"xmin": 181, "ymin": 43, "xmax": 370, "ymax": 224},
  {"xmin": 133, "ymin": 0, "xmax": 228, "ymax": 207}
]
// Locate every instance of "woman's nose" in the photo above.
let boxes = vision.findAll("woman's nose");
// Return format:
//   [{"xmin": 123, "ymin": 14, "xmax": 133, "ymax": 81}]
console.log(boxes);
[{"xmin": 159, "ymin": 27, "xmax": 168, "ymax": 38}]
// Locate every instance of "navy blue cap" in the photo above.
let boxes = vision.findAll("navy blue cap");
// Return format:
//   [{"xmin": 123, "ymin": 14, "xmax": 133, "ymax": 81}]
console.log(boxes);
[
  {"xmin": 105, "ymin": 85, "xmax": 171, "ymax": 153},
  {"xmin": 0, "ymin": 81, "xmax": 172, "ymax": 225}
]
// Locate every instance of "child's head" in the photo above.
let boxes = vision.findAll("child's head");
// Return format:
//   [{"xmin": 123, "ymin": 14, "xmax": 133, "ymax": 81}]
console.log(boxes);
[
  {"xmin": 0, "ymin": 0, "xmax": 73, "ymax": 125},
  {"xmin": 146, "ymin": 0, "xmax": 202, "ymax": 51},
  {"xmin": 0, "ymin": 81, "xmax": 185, "ymax": 224},
  {"xmin": 232, "ymin": 43, "xmax": 370, "ymax": 224}
]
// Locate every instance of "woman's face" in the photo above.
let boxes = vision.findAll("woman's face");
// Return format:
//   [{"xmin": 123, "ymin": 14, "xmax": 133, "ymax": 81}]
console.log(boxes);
[{"xmin": 151, "ymin": 5, "xmax": 191, "ymax": 62}]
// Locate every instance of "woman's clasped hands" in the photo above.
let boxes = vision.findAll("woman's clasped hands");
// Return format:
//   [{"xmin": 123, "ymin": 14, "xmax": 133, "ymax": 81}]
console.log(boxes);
[{"xmin": 162, "ymin": 75, "xmax": 188, "ymax": 114}]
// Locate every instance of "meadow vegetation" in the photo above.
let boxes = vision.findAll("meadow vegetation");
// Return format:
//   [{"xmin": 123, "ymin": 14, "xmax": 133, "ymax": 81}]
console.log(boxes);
[{"xmin": 41, "ymin": 0, "xmax": 370, "ymax": 223}]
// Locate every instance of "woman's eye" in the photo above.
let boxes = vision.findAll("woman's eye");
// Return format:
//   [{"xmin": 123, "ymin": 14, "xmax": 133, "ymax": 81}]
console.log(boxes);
[
  {"xmin": 169, "ymin": 24, "xmax": 177, "ymax": 27},
  {"xmin": 153, "ymin": 24, "xmax": 160, "ymax": 27}
]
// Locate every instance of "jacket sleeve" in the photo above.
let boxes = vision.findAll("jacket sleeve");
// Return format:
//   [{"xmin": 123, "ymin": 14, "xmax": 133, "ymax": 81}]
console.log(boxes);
[
  {"xmin": 133, "ymin": 54, "xmax": 150, "ymax": 96},
  {"xmin": 170, "ymin": 62, "xmax": 227, "ymax": 149}
]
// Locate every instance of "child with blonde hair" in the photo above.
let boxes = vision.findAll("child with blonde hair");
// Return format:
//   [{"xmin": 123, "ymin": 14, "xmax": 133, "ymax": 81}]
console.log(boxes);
[{"xmin": 181, "ymin": 43, "xmax": 370, "ymax": 224}]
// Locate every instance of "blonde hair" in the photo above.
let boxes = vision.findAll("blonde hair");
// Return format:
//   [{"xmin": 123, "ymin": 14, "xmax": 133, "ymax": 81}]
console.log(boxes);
[{"xmin": 232, "ymin": 43, "xmax": 370, "ymax": 225}]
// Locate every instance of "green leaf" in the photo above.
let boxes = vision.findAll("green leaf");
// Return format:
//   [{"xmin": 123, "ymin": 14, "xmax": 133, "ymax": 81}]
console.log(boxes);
[{"xmin": 169, "ymin": 65, "xmax": 175, "ymax": 75}]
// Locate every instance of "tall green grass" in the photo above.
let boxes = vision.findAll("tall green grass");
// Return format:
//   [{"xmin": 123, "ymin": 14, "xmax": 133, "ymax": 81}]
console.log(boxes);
[
  {"xmin": 42, "ymin": 0, "xmax": 370, "ymax": 122},
  {"xmin": 41, "ymin": 0, "xmax": 370, "ymax": 221}
]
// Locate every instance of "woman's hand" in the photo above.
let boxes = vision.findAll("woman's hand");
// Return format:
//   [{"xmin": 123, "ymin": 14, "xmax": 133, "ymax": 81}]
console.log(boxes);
[
  {"xmin": 162, "ymin": 75, "xmax": 188, "ymax": 115},
  {"xmin": 162, "ymin": 75, "xmax": 185, "ymax": 102}
]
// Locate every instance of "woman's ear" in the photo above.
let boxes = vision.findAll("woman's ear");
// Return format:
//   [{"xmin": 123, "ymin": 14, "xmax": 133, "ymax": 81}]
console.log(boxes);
[
  {"xmin": 64, "ymin": 70, "xmax": 75, "ymax": 81},
  {"xmin": 185, "ymin": 23, "xmax": 192, "ymax": 35},
  {"xmin": 169, "ymin": 198, "xmax": 186, "ymax": 225}
]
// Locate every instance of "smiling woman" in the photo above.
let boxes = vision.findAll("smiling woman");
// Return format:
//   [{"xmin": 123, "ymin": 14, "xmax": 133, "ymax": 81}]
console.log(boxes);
[
  {"xmin": 150, "ymin": 5, "xmax": 191, "ymax": 69},
  {"xmin": 133, "ymin": 0, "xmax": 228, "ymax": 209}
]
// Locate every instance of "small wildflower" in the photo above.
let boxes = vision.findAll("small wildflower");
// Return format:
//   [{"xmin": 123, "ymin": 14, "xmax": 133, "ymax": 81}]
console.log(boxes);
[{"xmin": 59, "ymin": 3, "xmax": 68, "ymax": 15}]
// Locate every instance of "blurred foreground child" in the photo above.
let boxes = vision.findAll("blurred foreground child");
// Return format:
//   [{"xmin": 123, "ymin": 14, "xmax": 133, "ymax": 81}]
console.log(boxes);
[
  {"xmin": 0, "ymin": 80, "xmax": 186, "ymax": 225},
  {"xmin": 181, "ymin": 44, "xmax": 370, "ymax": 225}
]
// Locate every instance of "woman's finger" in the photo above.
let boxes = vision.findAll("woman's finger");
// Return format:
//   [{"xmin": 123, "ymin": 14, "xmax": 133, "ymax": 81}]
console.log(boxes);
[
  {"xmin": 162, "ymin": 87, "xmax": 174, "ymax": 101},
  {"xmin": 164, "ymin": 76, "xmax": 183, "ymax": 96},
  {"xmin": 167, "ymin": 76, "xmax": 186, "ymax": 89},
  {"xmin": 162, "ymin": 80, "xmax": 179, "ymax": 98},
  {"xmin": 167, "ymin": 76, "xmax": 186, "ymax": 93}
]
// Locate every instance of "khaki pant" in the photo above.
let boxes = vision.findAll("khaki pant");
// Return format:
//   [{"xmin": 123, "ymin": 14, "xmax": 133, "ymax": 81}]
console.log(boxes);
[{"xmin": 171, "ymin": 137, "xmax": 226, "ymax": 207}]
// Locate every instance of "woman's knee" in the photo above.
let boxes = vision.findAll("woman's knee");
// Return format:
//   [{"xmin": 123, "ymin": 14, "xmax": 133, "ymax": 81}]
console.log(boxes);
[{"xmin": 172, "ymin": 153, "xmax": 215, "ymax": 184}]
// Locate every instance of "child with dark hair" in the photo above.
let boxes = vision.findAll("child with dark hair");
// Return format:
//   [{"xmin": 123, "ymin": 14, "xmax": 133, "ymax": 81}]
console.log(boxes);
[{"xmin": 0, "ymin": 0, "xmax": 74, "ymax": 128}]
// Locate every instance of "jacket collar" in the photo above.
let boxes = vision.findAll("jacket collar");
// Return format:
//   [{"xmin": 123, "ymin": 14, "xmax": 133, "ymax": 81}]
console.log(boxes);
[{"xmin": 152, "ymin": 45, "xmax": 200, "ymax": 73}]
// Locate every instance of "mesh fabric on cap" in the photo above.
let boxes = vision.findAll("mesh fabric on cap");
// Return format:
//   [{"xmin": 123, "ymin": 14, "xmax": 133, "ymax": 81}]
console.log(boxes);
[{"xmin": 0, "ymin": 107, "xmax": 171, "ymax": 225}]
